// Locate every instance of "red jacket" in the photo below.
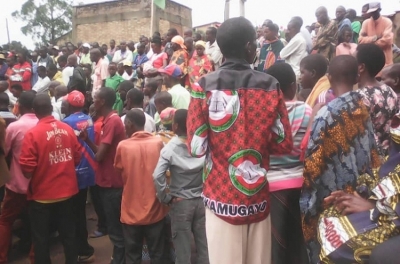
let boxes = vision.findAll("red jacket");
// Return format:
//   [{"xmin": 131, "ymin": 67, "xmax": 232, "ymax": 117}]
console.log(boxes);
[
  {"xmin": 19, "ymin": 116, "xmax": 81, "ymax": 200},
  {"xmin": 11, "ymin": 62, "xmax": 32, "ymax": 91}
]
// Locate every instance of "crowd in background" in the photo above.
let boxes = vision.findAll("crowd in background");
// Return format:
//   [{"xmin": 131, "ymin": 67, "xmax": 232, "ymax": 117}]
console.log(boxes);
[{"xmin": 0, "ymin": 1, "xmax": 400, "ymax": 264}]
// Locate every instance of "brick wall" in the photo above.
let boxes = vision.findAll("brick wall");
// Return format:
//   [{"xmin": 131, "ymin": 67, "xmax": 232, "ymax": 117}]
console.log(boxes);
[{"xmin": 72, "ymin": 0, "xmax": 192, "ymax": 45}]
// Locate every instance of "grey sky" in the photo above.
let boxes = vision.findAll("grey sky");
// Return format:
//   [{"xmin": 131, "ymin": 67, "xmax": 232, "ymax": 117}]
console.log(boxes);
[{"xmin": 1, "ymin": 0, "xmax": 399, "ymax": 49}]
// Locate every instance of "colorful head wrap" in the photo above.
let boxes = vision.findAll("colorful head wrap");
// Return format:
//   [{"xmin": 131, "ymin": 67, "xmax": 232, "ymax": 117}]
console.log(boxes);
[{"xmin": 160, "ymin": 107, "xmax": 177, "ymax": 126}]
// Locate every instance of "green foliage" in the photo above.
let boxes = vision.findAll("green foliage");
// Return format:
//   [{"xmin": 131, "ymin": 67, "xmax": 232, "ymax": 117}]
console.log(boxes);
[
  {"xmin": 12, "ymin": 0, "xmax": 73, "ymax": 45},
  {"xmin": 1, "ymin": 41, "xmax": 28, "ymax": 54}
]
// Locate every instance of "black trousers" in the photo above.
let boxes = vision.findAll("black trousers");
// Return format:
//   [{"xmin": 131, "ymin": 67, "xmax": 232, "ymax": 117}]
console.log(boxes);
[
  {"xmin": 122, "ymin": 218, "xmax": 166, "ymax": 264},
  {"xmin": 29, "ymin": 198, "xmax": 77, "ymax": 264},
  {"xmin": 90, "ymin": 185, "xmax": 107, "ymax": 233},
  {"xmin": 270, "ymin": 189, "xmax": 309, "ymax": 264},
  {"xmin": 73, "ymin": 188, "xmax": 94, "ymax": 256},
  {"xmin": 370, "ymin": 235, "xmax": 400, "ymax": 264}
]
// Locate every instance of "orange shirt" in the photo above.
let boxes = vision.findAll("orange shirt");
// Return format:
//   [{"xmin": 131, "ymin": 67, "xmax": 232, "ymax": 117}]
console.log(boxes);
[
  {"xmin": 114, "ymin": 131, "xmax": 169, "ymax": 225},
  {"xmin": 359, "ymin": 16, "xmax": 393, "ymax": 68}
]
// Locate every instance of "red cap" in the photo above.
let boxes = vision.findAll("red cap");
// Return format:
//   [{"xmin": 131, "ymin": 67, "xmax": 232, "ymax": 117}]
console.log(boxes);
[{"xmin": 65, "ymin": 91, "xmax": 85, "ymax": 107}]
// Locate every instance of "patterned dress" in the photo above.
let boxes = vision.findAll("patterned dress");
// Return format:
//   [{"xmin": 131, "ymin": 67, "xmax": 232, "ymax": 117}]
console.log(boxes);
[
  {"xmin": 188, "ymin": 54, "xmax": 213, "ymax": 89},
  {"xmin": 357, "ymin": 84, "xmax": 399, "ymax": 156},
  {"xmin": 300, "ymin": 91, "xmax": 381, "ymax": 264}
]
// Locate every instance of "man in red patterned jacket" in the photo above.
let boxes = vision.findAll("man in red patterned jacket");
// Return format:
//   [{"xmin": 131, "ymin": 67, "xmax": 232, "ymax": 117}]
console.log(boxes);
[{"xmin": 187, "ymin": 17, "xmax": 293, "ymax": 264}]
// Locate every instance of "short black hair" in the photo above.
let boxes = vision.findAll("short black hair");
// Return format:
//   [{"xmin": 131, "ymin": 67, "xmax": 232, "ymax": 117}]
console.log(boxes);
[
  {"xmin": 300, "ymin": 54, "xmax": 328, "ymax": 79},
  {"xmin": 155, "ymin": 91, "xmax": 172, "ymax": 105},
  {"xmin": 47, "ymin": 63, "xmax": 58, "ymax": 72},
  {"xmin": 338, "ymin": 26, "xmax": 353, "ymax": 44},
  {"xmin": 145, "ymin": 79, "xmax": 159, "ymax": 92},
  {"xmin": 127, "ymin": 88, "xmax": 144, "ymax": 105},
  {"xmin": 33, "ymin": 94, "xmax": 52, "ymax": 116},
  {"xmin": 18, "ymin": 91, "xmax": 36, "ymax": 110},
  {"xmin": 126, "ymin": 109, "xmax": 145, "ymax": 128},
  {"xmin": 291, "ymin": 16, "xmax": 303, "ymax": 30},
  {"xmin": 0, "ymin": 92, "xmax": 9, "ymax": 106},
  {"xmin": 151, "ymin": 36, "xmax": 162, "ymax": 45},
  {"xmin": 58, "ymin": 55, "xmax": 68, "ymax": 63},
  {"xmin": 267, "ymin": 23, "xmax": 279, "ymax": 33},
  {"xmin": 153, "ymin": 32, "xmax": 161, "ymax": 37},
  {"xmin": 329, "ymin": 55, "xmax": 358, "ymax": 85},
  {"xmin": 217, "ymin": 17, "xmax": 256, "ymax": 59},
  {"xmin": 207, "ymin": 27, "xmax": 217, "ymax": 36},
  {"xmin": 266, "ymin": 63, "xmax": 296, "ymax": 98},
  {"xmin": 168, "ymin": 28, "xmax": 179, "ymax": 36},
  {"xmin": 356, "ymin": 44, "xmax": 385, "ymax": 77},
  {"xmin": 119, "ymin": 80, "xmax": 135, "ymax": 92},
  {"xmin": 98, "ymin": 87, "xmax": 116, "ymax": 108},
  {"xmin": 37, "ymin": 65, "xmax": 46, "ymax": 73},
  {"xmin": 195, "ymin": 33, "xmax": 202, "ymax": 40},
  {"xmin": 174, "ymin": 109, "xmax": 188, "ymax": 133},
  {"xmin": 10, "ymin": 84, "xmax": 23, "ymax": 91}
]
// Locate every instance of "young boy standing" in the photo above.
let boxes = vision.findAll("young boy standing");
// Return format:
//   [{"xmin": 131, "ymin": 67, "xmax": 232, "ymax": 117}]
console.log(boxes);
[
  {"xmin": 153, "ymin": 109, "xmax": 209, "ymax": 264},
  {"xmin": 105, "ymin": 62, "xmax": 124, "ymax": 92},
  {"xmin": 144, "ymin": 79, "xmax": 158, "ymax": 118},
  {"xmin": 105, "ymin": 63, "xmax": 125, "ymax": 115}
]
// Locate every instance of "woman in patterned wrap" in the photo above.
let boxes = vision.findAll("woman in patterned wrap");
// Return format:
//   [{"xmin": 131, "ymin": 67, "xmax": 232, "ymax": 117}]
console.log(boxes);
[
  {"xmin": 300, "ymin": 55, "xmax": 382, "ymax": 264},
  {"xmin": 318, "ymin": 113, "xmax": 400, "ymax": 264}
]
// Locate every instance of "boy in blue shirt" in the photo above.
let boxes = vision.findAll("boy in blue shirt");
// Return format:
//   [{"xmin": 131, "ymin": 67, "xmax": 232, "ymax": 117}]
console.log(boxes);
[{"xmin": 62, "ymin": 90, "xmax": 96, "ymax": 262}]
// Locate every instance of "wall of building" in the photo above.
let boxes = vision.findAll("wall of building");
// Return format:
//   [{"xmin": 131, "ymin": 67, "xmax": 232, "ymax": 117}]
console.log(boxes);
[{"xmin": 72, "ymin": 0, "xmax": 192, "ymax": 45}]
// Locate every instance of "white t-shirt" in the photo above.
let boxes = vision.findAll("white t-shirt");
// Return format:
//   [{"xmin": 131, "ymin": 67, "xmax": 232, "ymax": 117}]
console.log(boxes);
[
  {"xmin": 62, "ymin": 66, "xmax": 74, "ymax": 87},
  {"xmin": 32, "ymin": 76, "xmax": 51, "ymax": 94},
  {"xmin": 121, "ymin": 108, "xmax": 156, "ymax": 133}
]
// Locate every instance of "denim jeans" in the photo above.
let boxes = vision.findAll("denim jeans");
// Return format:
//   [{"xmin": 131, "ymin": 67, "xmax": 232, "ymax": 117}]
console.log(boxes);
[
  {"xmin": 171, "ymin": 198, "xmax": 209, "ymax": 264},
  {"xmin": 99, "ymin": 187, "xmax": 125, "ymax": 264},
  {"xmin": 122, "ymin": 218, "xmax": 166, "ymax": 264},
  {"xmin": 29, "ymin": 198, "xmax": 77, "ymax": 264}
]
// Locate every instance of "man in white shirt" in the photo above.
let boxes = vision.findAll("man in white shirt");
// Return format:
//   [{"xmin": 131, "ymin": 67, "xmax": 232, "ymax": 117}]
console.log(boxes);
[
  {"xmin": 280, "ymin": 17, "xmax": 308, "ymax": 79},
  {"xmin": 52, "ymin": 84, "xmax": 68, "ymax": 120},
  {"xmin": 121, "ymin": 88, "xmax": 156, "ymax": 133},
  {"xmin": 300, "ymin": 25, "xmax": 313, "ymax": 54},
  {"xmin": 205, "ymin": 27, "xmax": 223, "ymax": 70},
  {"xmin": 112, "ymin": 41, "xmax": 133, "ymax": 64},
  {"xmin": 62, "ymin": 65, "xmax": 74, "ymax": 87},
  {"xmin": 122, "ymin": 60, "xmax": 136, "ymax": 81},
  {"xmin": 32, "ymin": 66, "xmax": 51, "ymax": 94}
]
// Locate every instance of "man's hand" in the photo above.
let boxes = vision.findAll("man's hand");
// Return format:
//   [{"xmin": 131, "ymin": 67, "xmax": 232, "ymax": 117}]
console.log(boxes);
[
  {"xmin": 79, "ymin": 129, "xmax": 89, "ymax": 141},
  {"xmin": 324, "ymin": 191, "xmax": 375, "ymax": 216},
  {"xmin": 361, "ymin": 32, "xmax": 368, "ymax": 37}
]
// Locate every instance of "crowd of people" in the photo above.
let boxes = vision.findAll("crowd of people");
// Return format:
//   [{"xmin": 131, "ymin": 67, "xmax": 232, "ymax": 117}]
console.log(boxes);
[{"xmin": 0, "ymin": 1, "xmax": 400, "ymax": 264}]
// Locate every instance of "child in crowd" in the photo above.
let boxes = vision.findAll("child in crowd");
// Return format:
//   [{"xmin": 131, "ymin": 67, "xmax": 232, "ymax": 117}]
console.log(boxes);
[
  {"xmin": 156, "ymin": 107, "xmax": 177, "ymax": 145},
  {"xmin": 266, "ymin": 63, "xmax": 310, "ymax": 264},
  {"xmin": 381, "ymin": 64, "xmax": 400, "ymax": 95},
  {"xmin": 300, "ymin": 54, "xmax": 331, "ymax": 107},
  {"xmin": 105, "ymin": 62, "xmax": 124, "ymax": 91},
  {"xmin": 188, "ymin": 41, "xmax": 213, "ymax": 89},
  {"xmin": 117, "ymin": 62, "xmax": 125, "ymax": 76},
  {"xmin": 153, "ymin": 109, "xmax": 209, "ymax": 264},
  {"xmin": 336, "ymin": 27, "xmax": 358, "ymax": 56},
  {"xmin": 144, "ymin": 79, "xmax": 158, "ymax": 118},
  {"xmin": 154, "ymin": 91, "xmax": 173, "ymax": 129}
]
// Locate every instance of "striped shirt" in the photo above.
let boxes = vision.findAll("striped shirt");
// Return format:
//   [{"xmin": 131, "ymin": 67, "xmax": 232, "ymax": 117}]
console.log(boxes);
[{"xmin": 268, "ymin": 101, "xmax": 312, "ymax": 192}]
